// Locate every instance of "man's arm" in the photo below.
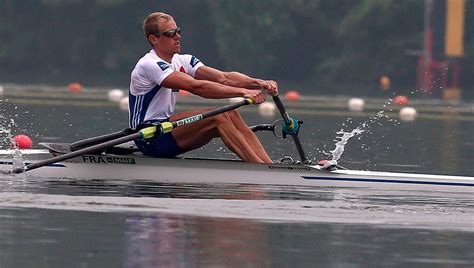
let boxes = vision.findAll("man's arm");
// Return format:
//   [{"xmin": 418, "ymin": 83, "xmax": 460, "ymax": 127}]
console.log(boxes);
[
  {"xmin": 161, "ymin": 71, "xmax": 267, "ymax": 103},
  {"xmin": 195, "ymin": 66, "xmax": 278, "ymax": 95}
]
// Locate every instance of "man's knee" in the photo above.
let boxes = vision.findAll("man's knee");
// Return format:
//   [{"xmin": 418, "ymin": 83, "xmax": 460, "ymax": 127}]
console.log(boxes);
[
  {"xmin": 209, "ymin": 110, "xmax": 242, "ymax": 128},
  {"xmin": 226, "ymin": 109, "xmax": 243, "ymax": 121},
  {"xmin": 210, "ymin": 113, "xmax": 231, "ymax": 126}
]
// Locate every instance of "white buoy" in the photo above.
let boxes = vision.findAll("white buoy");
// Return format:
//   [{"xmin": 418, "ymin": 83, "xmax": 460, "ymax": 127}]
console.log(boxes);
[
  {"xmin": 119, "ymin": 97, "xmax": 129, "ymax": 111},
  {"xmin": 258, "ymin": 101, "xmax": 276, "ymax": 117},
  {"xmin": 229, "ymin": 97, "xmax": 245, "ymax": 103},
  {"xmin": 0, "ymin": 86, "xmax": 4, "ymax": 96},
  {"xmin": 348, "ymin": 98, "xmax": 365, "ymax": 112},
  {"xmin": 399, "ymin": 107, "xmax": 417, "ymax": 121},
  {"xmin": 108, "ymin": 89, "xmax": 125, "ymax": 102}
]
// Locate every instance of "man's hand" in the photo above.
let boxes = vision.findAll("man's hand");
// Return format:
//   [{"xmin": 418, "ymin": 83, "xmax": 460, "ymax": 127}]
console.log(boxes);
[
  {"xmin": 259, "ymin": 80, "xmax": 278, "ymax": 96},
  {"xmin": 243, "ymin": 89, "xmax": 266, "ymax": 104}
]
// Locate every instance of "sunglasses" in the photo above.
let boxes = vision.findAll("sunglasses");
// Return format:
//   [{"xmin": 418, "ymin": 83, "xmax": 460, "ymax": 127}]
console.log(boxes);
[{"xmin": 153, "ymin": 27, "xmax": 181, "ymax": 38}]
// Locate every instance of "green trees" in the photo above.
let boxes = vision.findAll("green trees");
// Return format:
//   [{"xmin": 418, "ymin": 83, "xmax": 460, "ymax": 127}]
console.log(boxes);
[{"xmin": 0, "ymin": 0, "xmax": 472, "ymax": 96}]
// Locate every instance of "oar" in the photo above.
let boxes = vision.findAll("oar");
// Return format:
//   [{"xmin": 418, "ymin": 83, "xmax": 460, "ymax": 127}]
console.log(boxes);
[
  {"xmin": 70, "ymin": 128, "xmax": 135, "ymax": 151},
  {"xmin": 272, "ymin": 93, "xmax": 309, "ymax": 164},
  {"xmin": 13, "ymin": 98, "xmax": 254, "ymax": 173}
]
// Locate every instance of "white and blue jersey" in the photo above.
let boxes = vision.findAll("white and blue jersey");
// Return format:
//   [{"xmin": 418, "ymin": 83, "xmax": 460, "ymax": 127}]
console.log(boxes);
[{"xmin": 129, "ymin": 49, "xmax": 204, "ymax": 129}]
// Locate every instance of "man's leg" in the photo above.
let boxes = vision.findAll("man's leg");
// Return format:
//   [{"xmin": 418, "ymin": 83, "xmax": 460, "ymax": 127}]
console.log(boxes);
[
  {"xmin": 224, "ymin": 110, "xmax": 273, "ymax": 163},
  {"xmin": 170, "ymin": 109, "xmax": 272, "ymax": 163}
]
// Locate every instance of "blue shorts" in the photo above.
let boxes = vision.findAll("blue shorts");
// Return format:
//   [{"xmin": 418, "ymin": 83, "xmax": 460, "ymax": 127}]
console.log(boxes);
[{"xmin": 134, "ymin": 123, "xmax": 183, "ymax": 158}]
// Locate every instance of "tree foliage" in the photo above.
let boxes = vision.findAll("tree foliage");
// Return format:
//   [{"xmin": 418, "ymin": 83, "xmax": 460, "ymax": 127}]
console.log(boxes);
[{"xmin": 0, "ymin": 0, "xmax": 472, "ymax": 96}]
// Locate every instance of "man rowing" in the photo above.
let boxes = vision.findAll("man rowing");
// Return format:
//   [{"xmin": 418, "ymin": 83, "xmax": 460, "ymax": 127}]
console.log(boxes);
[{"xmin": 129, "ymin": 12, "xmax": 277, "ymax": 163}]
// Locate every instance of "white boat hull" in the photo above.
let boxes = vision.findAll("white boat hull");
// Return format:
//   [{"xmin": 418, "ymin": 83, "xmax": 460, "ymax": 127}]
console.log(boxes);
[{"xmin": 1, "ymin": 149, "xmax": 474, "ymax": 193}]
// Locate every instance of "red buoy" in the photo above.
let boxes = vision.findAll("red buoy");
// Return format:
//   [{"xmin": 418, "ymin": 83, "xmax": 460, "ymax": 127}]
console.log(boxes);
[
  {"xmin": 13, "ymin": 134, "xmax": 33, "ymax": 149},
  {"xmin": 393, "ymin": 95, "xmax": 408, "ymax": 105},
  {"xmin": 285, "ymin": 90, "xmax": 301, "ymax": 101},
  {"xmin": 68, "ymin": 83, "xmax": 82, "ymax": 93}
]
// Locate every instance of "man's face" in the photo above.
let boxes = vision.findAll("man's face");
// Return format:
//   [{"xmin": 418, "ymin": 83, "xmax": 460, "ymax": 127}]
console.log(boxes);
[{"xmin": 153, "ymin": 18, "xmax": 181, "ymax": 54}]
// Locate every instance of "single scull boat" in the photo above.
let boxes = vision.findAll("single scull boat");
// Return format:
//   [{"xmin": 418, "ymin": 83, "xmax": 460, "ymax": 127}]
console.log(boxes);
[
  {"xmin": 0, "ymin": 143, "xmax": 473, "ymax": 193},
  {"xmin": 1, "ymin": 96, "xmax": 472, "ymax": 192}
]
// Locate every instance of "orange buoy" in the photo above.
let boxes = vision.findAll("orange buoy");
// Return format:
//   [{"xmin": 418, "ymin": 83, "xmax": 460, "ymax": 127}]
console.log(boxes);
[
  {"xmin": 393, "ymin": 95, "xmax": 408, "ymax": 105},
  {"xmin": 285, "ymin": 90, "xmax": 301, "ymax": 101},
  {"xmin": 379, "ymin": 76, "xmax": 391, "ymax": 90},
  {"xmin": 68, "ymin": 83, "xmax": 82, "ymax": 93},
  {"xmin": 13, "ymin": 134, "xmax": 33, "ymax": 149}
]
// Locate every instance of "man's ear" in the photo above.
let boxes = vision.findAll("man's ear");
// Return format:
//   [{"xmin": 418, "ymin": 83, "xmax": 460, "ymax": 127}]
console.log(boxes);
[{"xmin": 148, "ymin": 35, "xmax": 158, "ymax": 44}]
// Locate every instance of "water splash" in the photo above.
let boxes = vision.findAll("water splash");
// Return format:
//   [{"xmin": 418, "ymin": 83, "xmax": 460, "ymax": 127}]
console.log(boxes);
[
  {"xmin": 1, "ymin": 106, "xmax": 25, "ymax": 171},
  {"xmin": 325, "ymin": 128, "xmax": 364, "ymax": 167},
  {"xmin": 11, "ymin": 148, "xmax": 25, "ymax": 171},
  {"xmin": 324, "ymin": 104, "xmax": 398, "ymax": 167},
  {"xmin": 0, "ymin": 116, "xmax": 16, "ymax": 149}
]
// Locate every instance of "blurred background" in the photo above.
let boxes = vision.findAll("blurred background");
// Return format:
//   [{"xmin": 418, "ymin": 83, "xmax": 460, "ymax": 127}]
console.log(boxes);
[{"xmin": 1, "ymin": 0, "xmax": 473, "ymax": 100}]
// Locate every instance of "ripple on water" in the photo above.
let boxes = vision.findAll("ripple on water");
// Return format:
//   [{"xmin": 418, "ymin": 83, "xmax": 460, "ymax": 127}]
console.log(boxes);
[{"xmin": 0, "ymin": 177, "xmax": 473, "ymax": 231}]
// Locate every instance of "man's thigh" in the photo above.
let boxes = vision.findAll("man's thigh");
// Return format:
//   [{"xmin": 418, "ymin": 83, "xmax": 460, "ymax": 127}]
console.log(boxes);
[{"xmin": 170, "ymin": 109, "xmax": 219, "ymax": 151}]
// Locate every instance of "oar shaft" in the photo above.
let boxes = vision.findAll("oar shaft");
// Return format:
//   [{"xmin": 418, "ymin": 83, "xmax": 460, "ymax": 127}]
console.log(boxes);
[
  {"xmin": 20, "ymin": 132, "xmax": 143, "ymax": 172},
  {"xmin": 202, "ymin": 99, "xmax": 252, "ymax": 118},
  {"xmin": 291, "ymin": 135, "xmax": 307, "ymax": 163},
  {"xmin": 272, "ymin": 94, "xmax": 308, "ymax": 163},
  {"xmin": 272, "ymin": 95, "xmax": 292, "ymax": 124},
  {"xmin": 70, "ymin": 128, "xmax": 135, "ymax": 151},
  {"xmin": 170, "ymin": 99, "xmax": 253, "ymax": 130}
]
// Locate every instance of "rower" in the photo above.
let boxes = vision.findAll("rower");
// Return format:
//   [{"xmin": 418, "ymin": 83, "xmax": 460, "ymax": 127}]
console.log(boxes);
[{"xmin": 129, "ymin": 12, "xmax": 278, "ymax": 163}]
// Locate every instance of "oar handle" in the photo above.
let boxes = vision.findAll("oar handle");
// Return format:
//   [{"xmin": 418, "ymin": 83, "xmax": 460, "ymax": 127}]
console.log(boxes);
[
  {"xmin": 272, "ymin": 94, "xmax": 292, "ymax": 124},
  {"xmin": 271, "ymin": 93, "xmax": 309, "ymax": 163}
]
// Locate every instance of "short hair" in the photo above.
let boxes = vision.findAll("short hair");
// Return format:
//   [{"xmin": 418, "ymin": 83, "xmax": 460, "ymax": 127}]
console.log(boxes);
[{"xmin": 143, "ymin": 12, "xmax": 173, "ymax": 38}]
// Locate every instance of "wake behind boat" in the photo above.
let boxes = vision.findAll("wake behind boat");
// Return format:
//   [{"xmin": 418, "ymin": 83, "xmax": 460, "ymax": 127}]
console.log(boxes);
[{"xmin": 1, "ymin": 142, "xmax": 473, "ymax": 193}]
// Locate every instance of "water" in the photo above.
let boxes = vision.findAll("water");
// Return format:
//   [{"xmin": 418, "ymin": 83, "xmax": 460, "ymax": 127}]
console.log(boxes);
[
  {"xmin": 1, "ymin": 98, "xmax": 474, "ymax": 267},
  {"xmin": 1, "ymin": 208, "xmax": 473, "ymax": 267}
]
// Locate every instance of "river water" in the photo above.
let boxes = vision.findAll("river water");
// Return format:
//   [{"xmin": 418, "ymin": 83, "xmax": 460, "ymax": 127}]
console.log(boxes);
[{"xmin": 1, "ymin": 96, "xmax": 473, "ymax": 267}]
